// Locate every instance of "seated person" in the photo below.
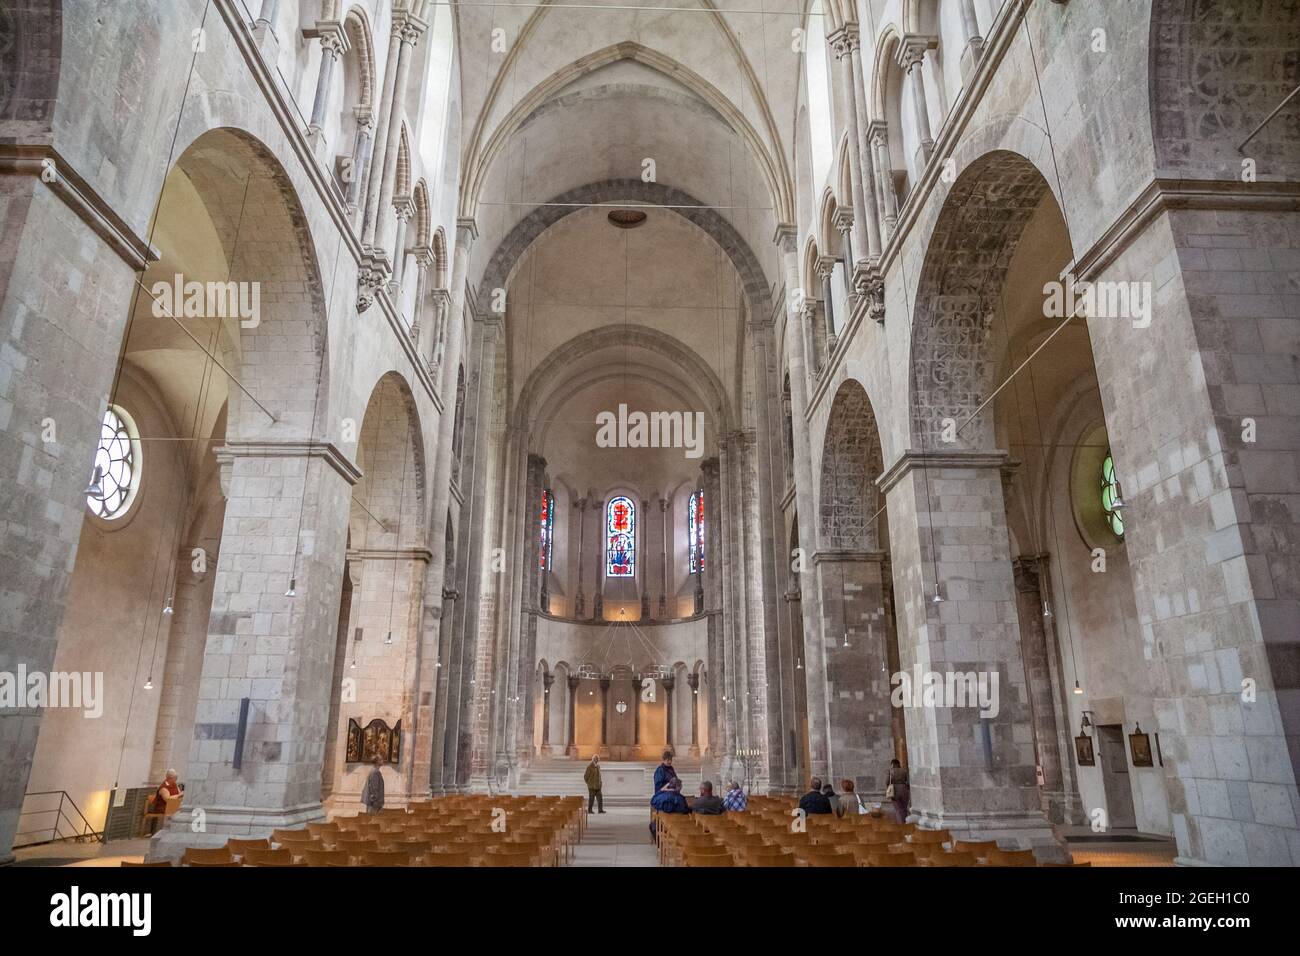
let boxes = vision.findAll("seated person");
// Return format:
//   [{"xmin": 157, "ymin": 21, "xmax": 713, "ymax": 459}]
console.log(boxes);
[
  {"xmin": 798, "ymin": 776, "xmax": 833, "ymax": 815},
  {"xmin": 648, "ymin": 777, "xmax": 690, "ymax": 843},
  {"xmin": 721, "ymin": 780, "xmax": 748, "ymax": 812},
  {"xmin": 691, "ymin": 781, "xmax": 725, "ymax": 815}
]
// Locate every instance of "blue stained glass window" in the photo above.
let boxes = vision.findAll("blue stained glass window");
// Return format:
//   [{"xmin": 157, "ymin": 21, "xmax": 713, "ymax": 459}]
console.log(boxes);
[
  {"xmin": 606, "ymin": 496, "xmax": 635, "ymax": 576},
  {"xmin": 689, "ymin": 490, "xmax": 705, "ymax": 574}
]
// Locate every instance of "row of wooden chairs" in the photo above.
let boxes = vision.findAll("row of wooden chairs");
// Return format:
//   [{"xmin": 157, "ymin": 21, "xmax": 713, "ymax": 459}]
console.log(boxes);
[
  {"xmin": 654, "ymin": 803, "xmax": 1084, "ymax": 867},
  {"xmin": 153, "ymin": 795, "xmax": 586, "ymax": 867}
]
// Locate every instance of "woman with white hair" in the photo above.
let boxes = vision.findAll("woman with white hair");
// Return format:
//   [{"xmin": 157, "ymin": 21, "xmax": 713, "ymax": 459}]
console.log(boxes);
[{"xmin": 147, "ymin": 769, "xmax": 182, "ymax": 832}]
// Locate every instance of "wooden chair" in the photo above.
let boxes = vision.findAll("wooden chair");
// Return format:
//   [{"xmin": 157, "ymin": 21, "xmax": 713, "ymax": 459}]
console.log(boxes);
[
  {"xmin": 919, "ymin": 851, "xmax": 976, "ymax": 867},
  {"xmin": 120, "ymin": 860, "xmax": 171, "ymax": 867},
  {"xmin": 985, "ymin": 848, "xmax": 1037, "ymax": 867},
  {"xmin": 334, "ymin": 838, "xmax": 380, "ymax": 862},
  {"xmin": 225, "ymin": 838, "xmax": 271, "ymax": 862},
  {"xmin": 1044, "ymin": 861, "xmax": 1091, "ymax": 867},
  {"xmin": 243, "ymin": 847, "xmax": 294, "ymax": 866},
  {"xmin": 907, "ymin": 829, "xmax": 951, "ymax": 847},
  {"xmin": 362, "ymin": 850, "xmax": 413, "ymax": 867},
  {"xmin": 424, "ymin": 850, "xmax": 472, "ymax": 867},
  {"xmin": 181, "ymin": 847, "xmax": 232, "ymax": 866},
  {"xmin": 797, "ymin": 846, "xmax": 856, "ymax": 867},
  {"xmin": 302, "ymin": 848, "xmax": 351, "ymax": 867},
  {"xmin": 953, "ymin": 839, "xmax": 999, "ymax": 859},
  {"xmin": 272, "ymin": 828, "xmax": 315, "ymax": 846},
  {"xmin": 862, "ymin": 851, "xmax": 916, "ymax": 867},
  {"xmin": 742, "ymin": 846, "xmax": 795, "ymax": 867}
]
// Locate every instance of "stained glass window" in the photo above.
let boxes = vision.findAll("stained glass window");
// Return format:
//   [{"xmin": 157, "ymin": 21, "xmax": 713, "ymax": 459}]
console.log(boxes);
[
  {"xmin": 606, "ymin": 496, "xmax": 635, "ymax": 576},
  {"xmin": 689, "ymin": 490, "xmax": 705, "ymax": 574},
  {"xmin": 87, "ymin": 405, "xmax": 140, "ymax": 520},
  {"xmin": 539, "ymin": 489, "xmax": 554, "ymax": 570},
  {"xmin": 1101, "ymin": 450, "xmax": 1124, "ymax": 539}
]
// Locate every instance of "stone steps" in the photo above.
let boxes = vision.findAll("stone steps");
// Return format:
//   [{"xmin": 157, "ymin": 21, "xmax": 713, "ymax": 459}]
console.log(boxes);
[{"xmin": 514, "ymin": 759, "xmax": 700, "ymax": 807}]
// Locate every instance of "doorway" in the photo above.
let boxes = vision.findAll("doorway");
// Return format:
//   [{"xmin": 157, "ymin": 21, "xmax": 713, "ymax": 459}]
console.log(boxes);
[{"xmin": 1096, "ymin": 725, "xmax": 1136, "ymax": 829}]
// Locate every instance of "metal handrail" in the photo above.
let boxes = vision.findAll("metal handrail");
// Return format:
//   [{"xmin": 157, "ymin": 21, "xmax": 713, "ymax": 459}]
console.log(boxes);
[{"xmin": 15, "ymin": 790, "xmax": 103, "ymax": 848}]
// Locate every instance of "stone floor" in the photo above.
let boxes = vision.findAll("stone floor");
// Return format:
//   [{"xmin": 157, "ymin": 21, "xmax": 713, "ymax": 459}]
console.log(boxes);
[{"xmin": 569, "ymin": 807, "xmax": 660, "ymax": 867}]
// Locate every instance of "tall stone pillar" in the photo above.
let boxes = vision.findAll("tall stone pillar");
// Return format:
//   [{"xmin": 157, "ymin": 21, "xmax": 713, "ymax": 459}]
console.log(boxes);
[
  {"xmin": 592, "ymin": 499, "xmax": 605, "ymax": 621},
  {"xmin": 574, "ymin": 496, "xmax": 587, "ymax": 618},
  {"xmin": 829, "ymin": 22, "xmax": 878, "ymax": 273},
  {"xmin": 541, "ymin": 673, "xmax": 554, "ymax": 749},
  {"xmin": 149, "ymin": 441, "xmax": 359, "ymax": 860},
  {"xmin": 566, "ymin": 675, "xmax": 579, "ymax": 756},
  {"xmin": 664, "ymin": 676, "xmax": 676, "ymax": 750},
  {"xmin": 347, "ymin": 114, "xmax": 373, "ymax": 209},
  {"xmin": 687, "ymin": 673, "xmax": 700, "ymax": 756},
  {"xmin": 878, "ymin": 450, "xmax": 1064, "ymax": 859},
  {"xmin": 811, "ymin": 550, "xmax": 896, "ymax": 794},
  {"xmin": 899, "ymin": 36, "xmax": 938, "ymax": 170},
  {"xmin": 640, "ymin": 498, "xmax": 652, "ymax": 619},
  {"xmin": 777, "ymin": 226, "xmax": 832, "ymax": 782},
  {"xmin": 659, "ymin": 498, "xmax": 669, "ymax": 618},
  {"xmin": 1012, "ymin": 554, "xmax": 1082, "ymax": 825}
]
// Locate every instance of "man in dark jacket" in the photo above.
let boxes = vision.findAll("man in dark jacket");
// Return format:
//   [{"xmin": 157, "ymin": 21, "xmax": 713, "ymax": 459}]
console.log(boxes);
[
  {"xmin": 798, "ymin": 776, "xmax": 833, "ymax": 815},
  {"xmin": 584, "ymin": 755, "xmax": 605, "ymax": 814},
  {"xmin": 361, "ymin": 755, "xmax": 386, "ymax": 814},
  {"xmin": 692, "ymin": 781, "xmax": 725, "ymax": 815}
]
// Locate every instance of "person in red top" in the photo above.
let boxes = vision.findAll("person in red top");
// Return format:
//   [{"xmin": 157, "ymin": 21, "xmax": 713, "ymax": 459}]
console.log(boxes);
[{"xmin": 150, "ymin": 769, "xmax": 181, "ymax": 815}]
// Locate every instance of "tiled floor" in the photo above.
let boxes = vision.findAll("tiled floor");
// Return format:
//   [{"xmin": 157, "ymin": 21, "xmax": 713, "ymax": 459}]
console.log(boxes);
[{"xmin": 569, "ymin": 807, "xmax": 661, "ymax": 867}]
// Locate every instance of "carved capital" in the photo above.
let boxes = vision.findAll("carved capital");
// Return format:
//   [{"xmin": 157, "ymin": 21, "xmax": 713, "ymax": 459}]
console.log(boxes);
[{"xmin": 898, "ymin": 34, "xmax": 938, "ymax": 72}]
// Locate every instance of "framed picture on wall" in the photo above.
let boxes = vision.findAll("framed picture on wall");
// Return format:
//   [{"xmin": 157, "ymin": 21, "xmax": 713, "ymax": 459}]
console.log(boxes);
[
  {"xmin": 1129, "ymin": 724, "xmax": 1154, "ymax": 767},
  {"xmin": 1074, "ymin": 733, "xmax": 1095, "ymax": 767}
]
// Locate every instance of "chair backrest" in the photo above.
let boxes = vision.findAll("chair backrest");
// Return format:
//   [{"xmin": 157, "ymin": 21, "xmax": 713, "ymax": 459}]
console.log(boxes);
[
  {"xmin": 272, "ymin": 828, "xmax": 315, "ymax": 844},
  {"xmin": 921, "ymin": 851, "xmax": 976, "ymax": 867},
  {"xmin": 182, "ymin": 846, "xmax": 232, "ymax": 866},
  {"xmin": 244, "ymin": 847, "xmax": 294, "ymax": 866},
  {"xmin": 363, "ymin": 850, "xmax": 413, "ymax": 867},
  {"xmin": 907, "ymin": 828, "xmax": 951, "ymax": 845},
  {"xmin": 303, "ymin": 849, "xmax": 351, "ymax": 867},
  {"xmin": 121, "ymin": 860, "xmax": 172, "ymax": 867},
  {"xmin": 953, "ymin": 839, "xmax": 999, "ymax": 857},
  {"xmin": 863, "ymin": 851, "xmax": 915, "ymax": 867},
  {"xmin": 987, "ymin": 848, "xmax": 1037, "ymax": 867},
  {"xmin": 425, "ymin": 850, "xmax": 472, "ymax": 867},
  {"xmin": 226, "ymin": 837, "xmax": 271, "ymax": 859}
]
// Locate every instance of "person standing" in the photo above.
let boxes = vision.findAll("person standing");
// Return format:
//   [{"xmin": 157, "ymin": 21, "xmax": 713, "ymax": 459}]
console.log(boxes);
[
  {"xmin": 885, "ymin": 759, "xmax": 910, "ymax": 823},
  {"xmin": 584, "ymin": 754, "xmax": 605, "ymax": 814},
  {"xmin": 361, "ymin": 754, "xmax": 386, "ymax": 814}
]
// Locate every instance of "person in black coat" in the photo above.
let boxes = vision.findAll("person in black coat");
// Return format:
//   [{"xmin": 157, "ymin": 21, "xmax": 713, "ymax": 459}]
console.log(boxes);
[{"xmin": 798, "ymin": 776, "xmax": 833, "ymax": 815}]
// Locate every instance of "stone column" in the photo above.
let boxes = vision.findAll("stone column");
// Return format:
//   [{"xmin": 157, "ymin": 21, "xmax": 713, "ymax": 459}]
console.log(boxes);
[
  {"xmin": 428, "ymin": 289, "xmax": 451, "ymax": 379},
  {"xmin": 958, "ymin": 0, "xmax": 985, "ymax": 83},
  {"xmin": 818, "ymin": 256, "xmax": 838, "ymax": 362},
  {"xmin": 640, "ymin": 498, "xmax": 652, "ymax": 619},
  {"xmin": 541, "ymin": 673, "xmax": 554, "ymax": 748},
  {"xmin": 631, "ymin": 673, "xmax": 642, "ymax": 751},
  {"xmin": 599, "ymin": 677, "xmax": 611, "ymax": 748},
  {"xmin": 899, "ymin": 36, "xmax": 937, "ymax": 171},
  {"xmin": 664, "ymin": 676, "xmax": 676, "ymax": 750},
  {"xmin": 869, "ymin": 121, "xmax": 899, "ymax": 242},
  {"xmin": 802, "ymin": 301, "xmax": 823, "ymax": 378},
  {"xmin": 844, "ymin": 26, "xmax": 882, "ymax": 263},
  {"xmin": 687, "ymin": 673, "xmax": 700, "ymax": 756},
  {"xmin": 829, "ymin": 22, "xmax": 879, "ymax": 272},
  {"xmin": 409, "ymin": 245, "xmax": 433, "ymax": 346},
  {"xmin": 878, "ymin": 450, "xmax": 1064, "ymax": 860},
  {"xmin": 592, "ymin": 499, "xmax": 605, "ymax": 620},
  {"xmin": 811, "ymin": 551, "xmax": 895, "ymax": 793},
  {"xmin": 574, "ymin": 496, "xmax": 587, "ymax": 618},
  {"xmin": 375, "ymin": 18, "xmax": 425, "ymax": 258},
  {"xmin": 359, "ymin": 13, "xmax": 404, "ymax": 250},
  {"xmin": 565, "ymin": 675, "xmax": 579, "ymax": 756},
  {"xmin": 777, "ymin": 226, "xmax": 832, "ymax": 781},
  {"xmin": 304, "ymin": 22, "xmax": 348, "ymax": 156},
  {"xmin": 658, "ymin": 497, "xmax": 669, "ymax": 618},
  {"xmin": 389, "ymin": 195, "xmax": 414, "ymax": 297},
  {"xmin": 1012, "ymin": 554, "xmax": 1081, "ymax": 825},
  {"xmin": 149, "ymin": 441, "xmax": 359, "ymax": 860},
  {"xmin": 346, "ymin": 112, "xmax": 373, "ymax": 209}
]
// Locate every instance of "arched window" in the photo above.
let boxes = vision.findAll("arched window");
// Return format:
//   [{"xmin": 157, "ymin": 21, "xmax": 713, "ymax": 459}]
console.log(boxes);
[
  {"xmin": 87, "ymin": 405, "xmax": 141, "ymax": 520},
  {"xmin": 606, "ymin": 496, "xmax": 635, "ymax": 577},
  {"xmin": 805, "ymin": 0, "xmax": 835, "ymax": 196},
  {"xmin": 688, "ymin": 490, "xmax": 705, "ymax": 574},
  {"xmin": 539, "ymin": 489, "xmax": 555, "ymax": 570},
  {"xmin": 1101, "ymin": 450, "xmax": 1125, "ymax": 539}
]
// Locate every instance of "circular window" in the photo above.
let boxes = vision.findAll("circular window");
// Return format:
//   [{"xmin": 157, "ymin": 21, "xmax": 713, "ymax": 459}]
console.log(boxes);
[
  {"xmin": 1101, "ymin": 450, "xmax": 1124, "ymax": 539},
  {"xmin": 87, "ymin": 405, "xmax": 142, "ymax": 520}
]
